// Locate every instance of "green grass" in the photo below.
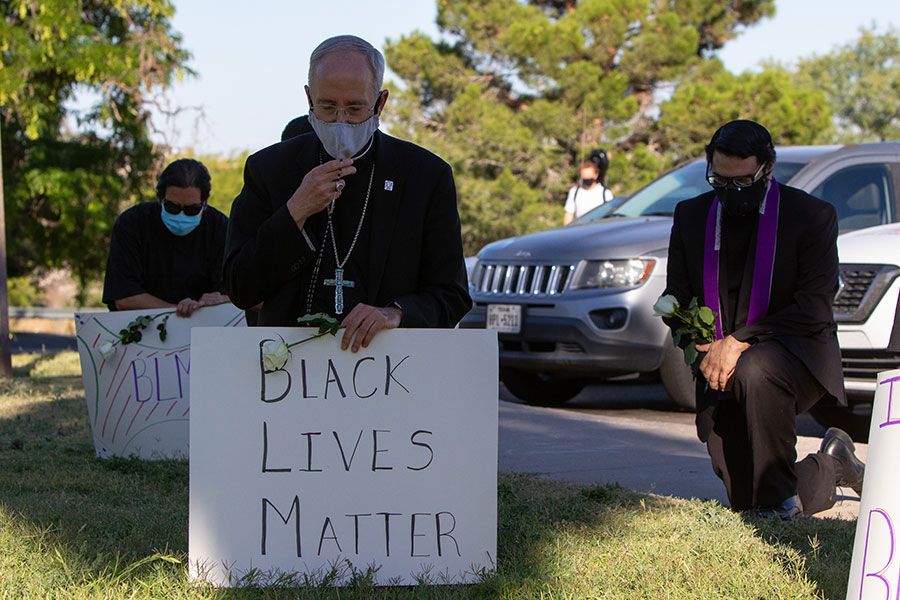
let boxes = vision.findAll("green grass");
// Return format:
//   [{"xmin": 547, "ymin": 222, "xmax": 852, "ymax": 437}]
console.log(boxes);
[{"xmin": 0, "ymin": 352, "xmax": 856, "ymax": 598}]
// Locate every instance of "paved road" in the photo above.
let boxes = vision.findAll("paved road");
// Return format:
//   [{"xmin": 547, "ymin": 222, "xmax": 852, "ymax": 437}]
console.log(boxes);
[
  {"xmin": 10, "ymin": 331, "xmax": 78, "ymax": 354},
  {"xmin": 498, "ymin": 380, "xmax": 865, "ymax": 519}
]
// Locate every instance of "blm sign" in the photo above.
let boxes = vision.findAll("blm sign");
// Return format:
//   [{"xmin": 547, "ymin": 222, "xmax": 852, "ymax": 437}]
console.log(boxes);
[
  {"xmin": 74, "ymin": 304, "xmax": 246, "ymax": 459},
  {"xmin": 188, "ymin": 327, "xmax": 498, "ymax": 586}
]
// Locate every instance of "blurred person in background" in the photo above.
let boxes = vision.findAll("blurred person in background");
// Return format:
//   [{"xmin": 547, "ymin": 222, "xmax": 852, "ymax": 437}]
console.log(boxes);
[{"xmin": 563, "ymin": 148, "xmax": 613, "ymax": 225}]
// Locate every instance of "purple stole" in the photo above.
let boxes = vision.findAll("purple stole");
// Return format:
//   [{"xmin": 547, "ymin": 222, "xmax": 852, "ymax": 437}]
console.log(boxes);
[{"xmin": 702, "ymin": 179, "xmax": 781, "ymax": 341}]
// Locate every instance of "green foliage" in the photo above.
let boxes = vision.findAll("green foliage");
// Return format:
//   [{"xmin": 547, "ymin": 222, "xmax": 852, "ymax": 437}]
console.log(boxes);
[
  {"xmin": 194, "ymin": 151, "xmax": 247, "ymax": 216},
  {"xmin": 0, "ymin": 0, "xmax": 192, "ymax": 303},
  {"xmin": 458, "ymin": 167, "xmax": 560, "ymax": 253},
  {"xmin": 657, "ymin": 59, "xmax": 833, "ymax": 163},
  {"xmin": 382, "ymin": 0, "xmax": 836, "ymax": 255},
  {"xmin": 6, "ymin": 276, "xmax": 41, "ymax": 306},
  {"xmin": 793, "ymin": 26, "xmax": 900, "ymax": 142},
  {"xmin": 607, "ymin": 142, "xmax": 664, "ymax": 193}
]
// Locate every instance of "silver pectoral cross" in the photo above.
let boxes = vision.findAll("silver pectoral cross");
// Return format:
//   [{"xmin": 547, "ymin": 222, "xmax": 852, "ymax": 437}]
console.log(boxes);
[{"xmin": 323, "ymin": 268, "xmax": 355, "ymax": 315}]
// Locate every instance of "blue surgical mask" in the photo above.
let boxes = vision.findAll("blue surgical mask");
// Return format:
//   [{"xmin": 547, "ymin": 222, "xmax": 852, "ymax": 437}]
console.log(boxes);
[{"xmin": 161, "ymin": 207, "xmax": 203, "ymax": 236}]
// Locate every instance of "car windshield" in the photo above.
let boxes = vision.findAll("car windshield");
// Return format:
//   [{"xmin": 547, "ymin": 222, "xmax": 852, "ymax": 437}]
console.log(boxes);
[
  {"xmin": 574, "ymin": 195, "xmax": 629, "ymax": 223},
  {"xmin": 605, "ymin": 159, "xmax": 809, "ymax": 218}
]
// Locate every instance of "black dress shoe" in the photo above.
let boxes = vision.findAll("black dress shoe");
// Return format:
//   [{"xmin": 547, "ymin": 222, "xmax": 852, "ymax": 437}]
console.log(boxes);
[
  {"xmin": 743, "ymin": 494, "xmax": 804, "ymax": 520},
  {"xmin": 820, "ymin": 427, "xmax": 865, "ymax": 496}
]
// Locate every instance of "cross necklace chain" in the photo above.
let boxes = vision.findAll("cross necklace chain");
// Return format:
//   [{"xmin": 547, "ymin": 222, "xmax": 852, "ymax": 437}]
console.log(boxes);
[{"xmin": 322, "ymin": 160, "xmax": 376, "ymax": 314}]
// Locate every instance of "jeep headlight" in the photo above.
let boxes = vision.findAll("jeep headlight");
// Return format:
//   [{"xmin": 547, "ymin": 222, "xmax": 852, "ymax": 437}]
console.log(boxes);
[{"xmin": 571, "ymin": 259, "xmax": 655, "ymax": 289}]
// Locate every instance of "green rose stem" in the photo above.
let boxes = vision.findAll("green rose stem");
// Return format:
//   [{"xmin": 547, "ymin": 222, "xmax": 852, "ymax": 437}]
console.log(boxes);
[
  {"xmin": 117, "ymin": 311, "xmax": 174, "ymax": 345},
  {"xmin": 261, "ymin": 313, "xmax": 344, "ymax": 373},
  {"xmin": 653, "ymin": 294, "xmax": 717, "ymax": 365},
  {"xmin": 286, "ymin": 329, "xmax": 339, "ymax": 350},
  {"xmin": 98, "ymin": 310, "xmax": 177, "ymax": 361}
]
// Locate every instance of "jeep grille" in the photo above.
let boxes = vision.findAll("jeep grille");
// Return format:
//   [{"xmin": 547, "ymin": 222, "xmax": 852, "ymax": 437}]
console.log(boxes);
[
  {"xmin": 833, "ymin": 264, "xmax": 900, "ymax": 323},
  {"xmin": 472, "ymin": 263, "xmax": 576, "ymax": 296}
]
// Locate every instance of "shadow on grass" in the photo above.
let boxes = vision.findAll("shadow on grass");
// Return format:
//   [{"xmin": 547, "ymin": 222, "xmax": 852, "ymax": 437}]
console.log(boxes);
[
  {"xmin": 0, "ymin": 377, "xmax": 189, "ymax": 558},
  {"xmin": 747, "ymin": 514, "xmax": 856, "ymax": 599},
  {"xmin": 0, "ymin": 372, "xmax": 858, "ymax": 599},
  {"xmin": 498, "ymin": 474, "xmax": 856, "ymax": 599}
]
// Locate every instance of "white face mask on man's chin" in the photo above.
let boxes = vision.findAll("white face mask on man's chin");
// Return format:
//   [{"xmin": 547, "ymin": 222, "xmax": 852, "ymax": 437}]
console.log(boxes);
[{"xmin": 308, "ymin": 111, "xmax": 379, "ymax": 159}]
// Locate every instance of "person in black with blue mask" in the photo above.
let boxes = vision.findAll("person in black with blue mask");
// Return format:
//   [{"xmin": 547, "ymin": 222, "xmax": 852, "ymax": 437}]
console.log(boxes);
[
  {"xmin": 663, "ymin": 120, "xmax": 864, "ymax": 519},
  {"xmin": 102, "ymin": 158, "xmax": 229, "ymax": 317}
]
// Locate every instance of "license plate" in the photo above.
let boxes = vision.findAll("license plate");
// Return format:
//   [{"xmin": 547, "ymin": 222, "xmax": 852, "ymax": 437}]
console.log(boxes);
[{"xmin": 486, "ymin": 304, "xmax": 522, "ymax": 334}]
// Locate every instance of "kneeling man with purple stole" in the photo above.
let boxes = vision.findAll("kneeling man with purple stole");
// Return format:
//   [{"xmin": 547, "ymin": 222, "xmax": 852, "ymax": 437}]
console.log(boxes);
[{"xmin": 663, "ymin": 119, "xmax": 865, "ymax": 518}]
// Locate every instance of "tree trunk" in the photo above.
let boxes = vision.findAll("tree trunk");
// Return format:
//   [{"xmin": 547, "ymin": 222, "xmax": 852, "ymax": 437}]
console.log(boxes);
[{"xmin": 0, "ymin": 127, "xmax": 14, "ymax": 378}]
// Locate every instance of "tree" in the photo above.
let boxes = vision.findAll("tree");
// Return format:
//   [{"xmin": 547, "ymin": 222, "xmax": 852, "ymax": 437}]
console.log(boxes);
[
  {"xmin": 0, "ymin": 0, "xmax": 191, "ymax": 302},
  {"xmin": 384, "ymin": 0, "xmax": 833, "ymax": 254},
  {"xmin": 793, "ymin": 26, "xmax": 900, "ymax": 142},
  {"xmin": 657, "ymin": 59, "xmax": 832, "ymax": 163},
  {"xmin": 195, "ymin": 151, "xmax": 248, "ymax": 216}
]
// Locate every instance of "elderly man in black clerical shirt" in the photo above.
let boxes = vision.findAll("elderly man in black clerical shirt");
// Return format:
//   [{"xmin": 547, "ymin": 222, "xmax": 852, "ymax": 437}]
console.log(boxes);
[
  {"xmin": 102, "ymin": 158, "xmax": 229, "ymax": 317},
  {"xmin": 224, "ymin": 35, "xmax": 471, "ymax": 352},
  {"xmin": 663, "ymin": 119, "xmax": 865, "ymax": 519}
]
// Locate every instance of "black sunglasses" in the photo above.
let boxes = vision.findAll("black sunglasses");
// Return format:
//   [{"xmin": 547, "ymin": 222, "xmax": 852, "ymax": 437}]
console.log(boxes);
[
  {"xmin": 162, "ymin": 199, "xmax": 204, "ymax": 216},
  {"xmin": 706, "ymin": 162, "xmax": 767, "ymax": 189}
]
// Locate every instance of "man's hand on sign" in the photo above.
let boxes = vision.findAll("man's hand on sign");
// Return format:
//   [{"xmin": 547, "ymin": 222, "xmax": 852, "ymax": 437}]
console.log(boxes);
[
  {"xmin": 199, "ymin": 291, "xmax": 229, "ymax": 307},
  {"xmin": 340, "ymin": 303, "xmax": 402, "ymax": 353},
  {"xmin": 176, "ymin": 297, "xmax": 202, "ymax": 317},
  {"xmin": 286, "ymin": 158, "xmax": 357, "ymax": 228},
  {"xmin": 696, "ymin": 335, "xmax": 750, "ymax": 392}
]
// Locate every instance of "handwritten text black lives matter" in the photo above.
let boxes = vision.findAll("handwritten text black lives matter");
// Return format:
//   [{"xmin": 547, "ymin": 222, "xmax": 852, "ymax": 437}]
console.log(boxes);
[{"xmin": 255, "ymin": 340, "xmax": 462, "ymax": 562}]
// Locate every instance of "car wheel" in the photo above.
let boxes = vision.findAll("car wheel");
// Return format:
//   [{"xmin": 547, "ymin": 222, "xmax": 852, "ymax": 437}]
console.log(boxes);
[
  {"xmin": 659, "ymin": 338, "xmax": 696, "ymax": 411},
  {"xmin": 500, "ymin": 367, "xmax": 585, "ymax": 406}
]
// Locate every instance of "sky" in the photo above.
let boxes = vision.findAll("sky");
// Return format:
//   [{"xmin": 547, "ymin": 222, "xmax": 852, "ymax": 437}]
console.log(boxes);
[{"xmin": 156, "ymin": 0, "xmax": 900, "ymax": 156}]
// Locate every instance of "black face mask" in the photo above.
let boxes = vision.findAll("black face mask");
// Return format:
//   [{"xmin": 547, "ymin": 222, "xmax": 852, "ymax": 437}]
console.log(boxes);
[
  {"xmin": 581, "ymin": 178, "xmax": 597, "ymax": 188},
  {"xmin": 718, "ymin": 176, "xmax": 768, "ymax": 217}
]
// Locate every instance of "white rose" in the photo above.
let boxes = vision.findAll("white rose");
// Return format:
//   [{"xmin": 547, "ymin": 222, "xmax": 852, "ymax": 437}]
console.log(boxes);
[
  {"xmin": 98, "ymin": 341, "xmax": 117, "ymax": 361},
  {"xmin": 653, "ymin": 294, "xmax": 679, "ymax": 317},
  {"xmin": 262, "ymin": 337, "xmax": 291, "ymax": 372}
]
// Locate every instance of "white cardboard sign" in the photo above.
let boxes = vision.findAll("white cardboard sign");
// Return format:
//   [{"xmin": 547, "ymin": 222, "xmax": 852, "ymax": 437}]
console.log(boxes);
[
  {"xmin": 188, "ymin": 327, "xmax": 498, "ymax": 587},
  {"xmin": 74, "ymin": 304, "xmax": 247, "ymax": 459},
  {"xmin": 847, "ymin": 368, "xmax": 900, "ymax": 599}
]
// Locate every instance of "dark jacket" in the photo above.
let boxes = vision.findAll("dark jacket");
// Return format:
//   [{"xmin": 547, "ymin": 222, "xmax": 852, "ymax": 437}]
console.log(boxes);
[
  {"xmin": 664, "ymin": 183, "xmax": 846, "ymax": 437},
  {"xmin": 102, "ymin": 201, "xmax": 228, "ymax": 310},
  {"xmin": 224, "ymin": 130, "xmax": 471, "ymax": 327}
]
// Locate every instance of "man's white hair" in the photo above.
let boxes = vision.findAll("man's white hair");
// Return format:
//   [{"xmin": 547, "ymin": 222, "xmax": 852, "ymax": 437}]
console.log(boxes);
[{"xmin": 308, "ymin": 35, "xmax": 385, "ymax": 94}]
